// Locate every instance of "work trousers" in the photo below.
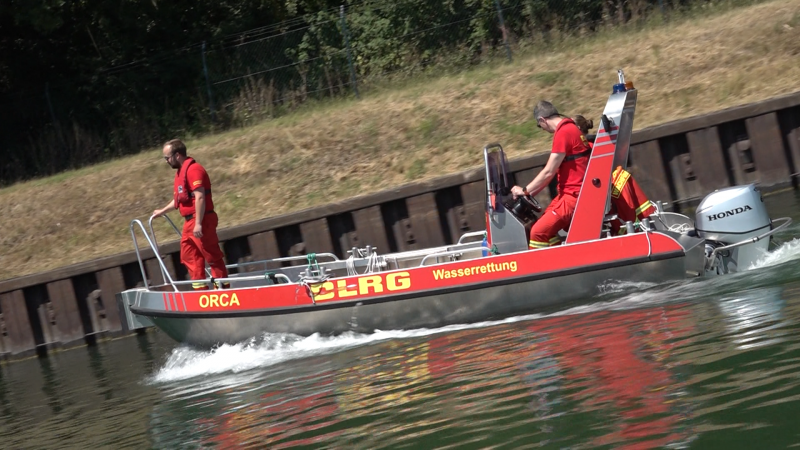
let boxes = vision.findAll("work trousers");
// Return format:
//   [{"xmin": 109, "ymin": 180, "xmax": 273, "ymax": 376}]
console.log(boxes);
[
  {"xmin": 529, "ymin": 193, "xmax": 578, "ymax": 249},
  {"xmin": 181, "ymin": 212, "xmax": 229, "ymax": 288}
]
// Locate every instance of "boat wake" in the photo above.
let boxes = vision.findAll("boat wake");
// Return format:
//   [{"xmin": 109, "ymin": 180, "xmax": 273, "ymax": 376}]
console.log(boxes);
[
  {"xmin": 577, "ymin": 237, "xmax": 800, "ymax": 314},
  {"xmin": 149, "ymin": 313, "xmax": 544, "ymax": 383},
  {"xmin": 597, "ymin": 280, "xmax": 659, "ymax": 295},
  {"xmin": 749, "ymin": 237, "xmax": 800, "ymax": 270}
]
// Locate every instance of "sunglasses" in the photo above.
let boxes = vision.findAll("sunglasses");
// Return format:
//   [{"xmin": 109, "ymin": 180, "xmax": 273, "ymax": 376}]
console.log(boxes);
[{"xmin": 164, "ymin": 152, "xmax": 176, "ymax": 161}]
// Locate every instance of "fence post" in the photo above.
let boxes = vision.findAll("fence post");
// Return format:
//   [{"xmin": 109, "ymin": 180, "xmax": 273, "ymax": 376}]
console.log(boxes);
[
  {"xmin": 340, "ymin": 5, "xmax": 360, "ymax": 99},
  {"xmin": 201, "ymin": 41, "xmax": 217, "ymax": 122},
  {"xmin": 493, "ymin": 0, "xmax": 513, "ymax": 62}
]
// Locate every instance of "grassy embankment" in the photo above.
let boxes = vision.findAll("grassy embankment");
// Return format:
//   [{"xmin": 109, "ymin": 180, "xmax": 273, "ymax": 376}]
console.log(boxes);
[{"xmin": 1, "ymin": 0, "xmax": 800, "ymax": 282}]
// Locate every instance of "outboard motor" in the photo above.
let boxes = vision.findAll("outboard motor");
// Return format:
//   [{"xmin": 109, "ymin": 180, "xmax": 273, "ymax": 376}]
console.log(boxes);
[{"xmin": 695, "ymin": 184, "xmax": 771, "ymax": 274}]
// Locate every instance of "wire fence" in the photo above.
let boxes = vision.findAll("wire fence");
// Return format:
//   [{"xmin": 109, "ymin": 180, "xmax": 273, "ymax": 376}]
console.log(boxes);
[{"xmin": 0, "ymin": 0, "xmax": 748, "ymax": 184}]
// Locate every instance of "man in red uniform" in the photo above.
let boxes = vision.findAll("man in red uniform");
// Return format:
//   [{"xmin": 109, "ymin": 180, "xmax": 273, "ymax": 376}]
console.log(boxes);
[
  {"xmin": 152, "ymin": 139, "xmax": 229, "ymax": 289},
  {"xmin": 511, "ymin": 101, "xmax": 591, "ymax": 249}
]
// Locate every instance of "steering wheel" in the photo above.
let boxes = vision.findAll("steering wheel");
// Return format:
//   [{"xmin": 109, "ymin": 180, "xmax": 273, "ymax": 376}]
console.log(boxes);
[
  {"xmin": 510, "ymin": 194, "xmax": 542, "ymax": 223},
  {"xmin": 519, "ymin": 195, "xmax": 542, "ymax": 213}
]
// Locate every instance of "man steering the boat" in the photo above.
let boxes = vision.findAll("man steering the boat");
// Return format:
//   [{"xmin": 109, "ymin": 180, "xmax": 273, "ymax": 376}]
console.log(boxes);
[{"xmin": 510, "ymin": 101, "xmax": 591, "ymax": 249}]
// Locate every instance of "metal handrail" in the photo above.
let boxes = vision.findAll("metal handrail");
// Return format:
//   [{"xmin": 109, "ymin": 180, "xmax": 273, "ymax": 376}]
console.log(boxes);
[
  {"xmin": 140, "ymin": 214, "xmax": 331, "ymax": 289},
  {"xmin": 129, "ymin": 219, "xmax": 178, "ymax": 291},
  {"xmin": 709, "ymin": 217, "xmax": 793, "ymax": 260},
  {"xmin": 457, "ymin": 230, "xmax": 485, "ymax": 244},
  {"xmin": 166, "ymin": 272, "xmax": 294, "ymax": 287},
  {"xmin": 148, "ymin": 214, "xmax": 182, "ymax": 252},
  {"xmin": 229, "ymin": 253, "xmax": 341, "ymax": 270},
  {"xmin": 420, "ymin": 247, "xmax": 486, "ymax": 266},
  {"xmin": 135, "ymin": 215, "xmax": 305, "ymax": 290}
]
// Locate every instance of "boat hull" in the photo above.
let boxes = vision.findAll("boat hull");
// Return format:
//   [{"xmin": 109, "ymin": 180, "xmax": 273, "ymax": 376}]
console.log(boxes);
[{"xmin": 147, "ymin": 255, "xmax": 687, "ymax": 347}]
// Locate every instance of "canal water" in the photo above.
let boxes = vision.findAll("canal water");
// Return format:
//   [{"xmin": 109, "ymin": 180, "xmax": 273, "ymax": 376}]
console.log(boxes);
[{"xmin": 4, "ymin": 190, "xmax": 800, "ymax": 449}]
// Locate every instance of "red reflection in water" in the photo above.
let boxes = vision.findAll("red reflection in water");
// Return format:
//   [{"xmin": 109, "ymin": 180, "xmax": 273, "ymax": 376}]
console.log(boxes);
[
  {"xmin": 186, "ymin": 304, "xmax": 694, "ymax": 448},
  {"xmin": 198, "ymin": 373, "xmax": 341, "ymax": 449},
  {"xmin": 526, "ymin": 306, "xmax": 693, "ymax": 449}
]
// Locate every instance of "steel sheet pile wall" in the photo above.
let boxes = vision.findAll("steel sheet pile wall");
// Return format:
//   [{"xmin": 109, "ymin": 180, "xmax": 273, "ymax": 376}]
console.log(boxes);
[{"xmin": 2, "ymin": 92, "xmax": 800, "ymax": 358}]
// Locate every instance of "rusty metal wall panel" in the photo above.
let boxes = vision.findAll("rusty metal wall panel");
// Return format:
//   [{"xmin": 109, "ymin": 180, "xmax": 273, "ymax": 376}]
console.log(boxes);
[
  {"xmin": 141, "ymin": 256, "xmax": 176, "ymax": 286},
  {"xmin": 788, "ymin": 128, "xmax": 800, "ymax": 177},
  {"xmin": 45, "ymin": 279, "xmax": 84, "ymax": 344},
  {"xmin": 84, "ymin": 290, "xmax": 103, "ymax": 336},
  {"xmin": 661, "ymin": 135, "xmax": 696, "ymax": 202},
  {"xmin": 352, "ymin": 206, "xmax": 391, "ymax": 254},
  {"xmin": 96, "ymin": 268, "xmax": 124, "ymax": 332},
  {"xmin": 686, "ymin": 127, "xmax": 730, "ymax": 194},
  {"xmin": 435, "ymin": 187, "xmax": 470, "ymax": 244},
  {"xmin": 628, "ymin": 141, "xmax": 672, "ymax": 207},
  {"xmin": 246, "ymin": 231, "xmax": 282, "ymax": 270},
  {"xmin": 460, "ymin": 181, "xmax": 486, "ymax": 233},
  {"xmin": 391, "ymin": 218, "xmax": 415, "ymax": 252},
  {"xmin": 381, "ymin": 201, "xmax": 415, "ymax": 252},
  {"xmin": 71, "ymin": 273, "xmax": 99, "ymax": 338},
  {"xmin": 276, "ymin": 226, "xmax": 307, "ymax": 264},
  {"xmin": 222, "ymin": 237, "xmax": 250, "ymax": 268},
  {"xmin": 407, "ymin": 193, "xmax": 445, "ymax": 249},
  {"xmin": 38, "ymin": 302, "xmax": 57, "ymax": 345},
  {"xmin": 119, "ymin": 261, "xmax": 145, "ymax": 289},
  {"xmin": 144, "ymin": 259, "xmax": 165, "ymax": 286},
  {"xmin": 164, "ymin": 254, "xmax": 178, "ymax": 281},
  {"xmin": 726, "ymin": 139, "xmax": 756, "ymax": 186},
  {"xmin": 0, "ymin": 314, "xmax": 5, "ymax": 354},
  {"xmin": 0, "ymin": 290, "xmax": 35, "ymax": 354},
  {"xmin": 328, "ymin": 213, "xmax": 358, "ymax": 257},
  {"xmin": 778, "ymin": 106, "xmax": 800, "ymax": 179},
  {"xmin": 746, "ymin": 113, "xmax": 792, "ymax": 186},
  {"xmin": 299, "ymin": 219, "xmax": 335, "ymax": 254}
]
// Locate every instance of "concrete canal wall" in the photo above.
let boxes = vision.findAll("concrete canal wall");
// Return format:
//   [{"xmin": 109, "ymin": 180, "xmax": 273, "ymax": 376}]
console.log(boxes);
[{"xmin": 2, "ymin": 91, "xmax": 800, "ymax": 359}]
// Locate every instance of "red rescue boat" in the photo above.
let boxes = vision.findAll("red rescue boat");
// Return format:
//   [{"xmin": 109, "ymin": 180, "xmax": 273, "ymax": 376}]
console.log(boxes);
[{"xmin": 117, "ymin": 71, "xmax": 791, "ymax": 347}]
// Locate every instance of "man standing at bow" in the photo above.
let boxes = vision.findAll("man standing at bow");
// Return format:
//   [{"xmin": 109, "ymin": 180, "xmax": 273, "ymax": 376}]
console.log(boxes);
[{"xmin": 152, "ymin": 139, "xmax": 229, "ymax": 289}]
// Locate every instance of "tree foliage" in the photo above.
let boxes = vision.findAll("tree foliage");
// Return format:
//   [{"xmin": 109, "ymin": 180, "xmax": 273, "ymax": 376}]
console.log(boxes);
[{"xmin": 0, "ymin": 0, "xmax": 707, "ymax": 184}]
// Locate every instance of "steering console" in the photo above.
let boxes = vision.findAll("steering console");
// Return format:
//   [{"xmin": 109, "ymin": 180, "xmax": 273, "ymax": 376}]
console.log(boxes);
[{"xmin": 508, "ymin": 194, "xmax": 542, "ymax": 224}]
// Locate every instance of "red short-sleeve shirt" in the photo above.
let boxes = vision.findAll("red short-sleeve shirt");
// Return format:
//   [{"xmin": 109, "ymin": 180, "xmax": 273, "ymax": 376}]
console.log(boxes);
[
  {"xmin": 551, "ymin": 118, "xmax": 591, "ymax": 196},
  {"xmin": 174, "ymin": 157, "xmax": 214, "ymax": 217}
]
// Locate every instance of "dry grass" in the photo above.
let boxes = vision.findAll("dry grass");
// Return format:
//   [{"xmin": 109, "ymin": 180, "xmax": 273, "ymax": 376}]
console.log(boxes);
[{"xmin": 2, "ymin": 0, "xmax": 800, "ymax": 281}]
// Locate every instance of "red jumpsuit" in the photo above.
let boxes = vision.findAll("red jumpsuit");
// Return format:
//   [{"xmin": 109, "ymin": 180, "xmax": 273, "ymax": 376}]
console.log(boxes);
[
  {"xmin": 609, "ymin": 166, "xmax": 656, "ymax": 235},
  {"xmin": 174, "ymin": 157, "xmax": 229, "ymax": 288},
  {"xmin": 529, "ymin": 119, "xmax": 591, "ymax": 249}
]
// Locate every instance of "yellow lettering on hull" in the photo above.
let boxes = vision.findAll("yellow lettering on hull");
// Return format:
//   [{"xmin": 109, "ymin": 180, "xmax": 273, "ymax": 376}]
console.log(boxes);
[
  {"xmin": 199, "ymin": 293, "xmax": 240, "ymax": 308},
  {"xmin": 311, "ymin": 272, "xmax": 412, "ymax": 302}
]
